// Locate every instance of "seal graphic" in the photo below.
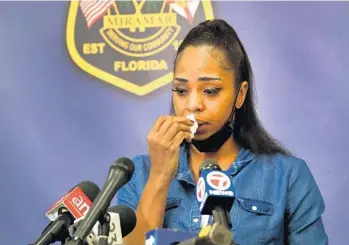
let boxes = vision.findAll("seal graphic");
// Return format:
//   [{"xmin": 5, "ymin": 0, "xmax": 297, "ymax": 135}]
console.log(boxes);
[{"xmin": 66, "ymin": 0, "xmax": 214, "ymax": 95}]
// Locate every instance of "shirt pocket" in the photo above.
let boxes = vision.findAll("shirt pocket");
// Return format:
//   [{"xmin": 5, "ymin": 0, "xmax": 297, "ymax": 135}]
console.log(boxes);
[
  {"xmin": 163, "ymin": 197, "xmax": 181, "ymax": 229},
  {"xmin": 232, "ymin": 197, "xmax": 274, "ymax": 245}
]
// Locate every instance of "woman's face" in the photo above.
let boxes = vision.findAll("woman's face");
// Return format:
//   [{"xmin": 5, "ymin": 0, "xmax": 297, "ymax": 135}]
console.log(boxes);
[{"xmin": 172, "ymin": 45, "xmax": 248, "ymax": 140}]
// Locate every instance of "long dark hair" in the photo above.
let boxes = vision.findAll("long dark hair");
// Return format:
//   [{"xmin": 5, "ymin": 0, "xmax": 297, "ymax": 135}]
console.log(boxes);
[{"xmin": 171, "ymin": 19, "xmax": 290, "ymax": 155}]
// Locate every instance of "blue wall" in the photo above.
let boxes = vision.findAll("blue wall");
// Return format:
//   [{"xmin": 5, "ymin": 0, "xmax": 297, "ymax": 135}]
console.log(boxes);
[{"xmin": 0, "ymin": 2, "xmax": 348, "ymax": 244}]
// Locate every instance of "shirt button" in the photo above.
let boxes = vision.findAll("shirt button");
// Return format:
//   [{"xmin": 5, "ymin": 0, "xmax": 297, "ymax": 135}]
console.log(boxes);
[
  {"xmin": 178, "ymin": 173, "xmax": 183, "ymax": 178},
  {"xmin": 193, "ymin": 218, "xmax": 199, "ymax": 223},
  {"xmin": 252, "ymin": 205, "xmax": 257, "ymax": 211}
]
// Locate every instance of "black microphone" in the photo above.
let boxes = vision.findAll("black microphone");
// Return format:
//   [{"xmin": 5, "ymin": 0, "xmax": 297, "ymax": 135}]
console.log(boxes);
[
  {"xmin": 198, "ymin": 159, "xmax": 235, "ymax": 229},
  {"xmin": 32, "ymin": 181, "xmax": 100, "ymax": 245},
  {"xmin": 68, "ymin": 157, "xmax": 135, "ymax": 245},
  {"xmin": 107, "ymin": 205, "xmax": 137, "ymax": 238},
  {"xmin": 174, "ymin": 160, "xmax": 237, "ymax": 245},
  {"xmin": 97, "ymin": 205, "xmax": 137, "ymax": 245}
]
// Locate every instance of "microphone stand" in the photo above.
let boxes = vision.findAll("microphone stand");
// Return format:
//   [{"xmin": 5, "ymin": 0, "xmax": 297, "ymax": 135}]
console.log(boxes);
[
  {"xmin": 98, "ymin": 212, "xmax": 111, "ymax": 245},
  {"xmin": 63, "ymin": 211, "xmax": 111, "ymax": 245},
  {"xmin": 211, "ymin": 206, "xmax": 232, "ymax": 230},
  {"xmin": 174, "ymin": 223, "xmax": 234, "ymax": 245}
]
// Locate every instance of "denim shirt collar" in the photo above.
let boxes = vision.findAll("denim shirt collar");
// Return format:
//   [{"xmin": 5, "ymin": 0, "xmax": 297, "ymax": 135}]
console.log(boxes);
[{"xmin": 175, "ymin": 143, "xmax": 256, "ymax": 186}]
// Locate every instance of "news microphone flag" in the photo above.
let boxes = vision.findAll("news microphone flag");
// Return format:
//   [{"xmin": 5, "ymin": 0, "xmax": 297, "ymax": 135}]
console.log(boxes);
[
  {"xmin": 197, "ymin": 168, "xmax": 235, "ymax": 215},
  {"xmin": 32, "ymin": 181, "xmax": 99, "ymax": 245},
  {"xmin": 46, "ymin": 186, "xmax": 93, "ymax": 221}
]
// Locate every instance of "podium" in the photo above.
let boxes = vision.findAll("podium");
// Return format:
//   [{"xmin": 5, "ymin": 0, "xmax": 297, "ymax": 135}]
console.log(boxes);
[{"xmin": 145, "ymin": 228, "xmax": 197, "ymax": 245}]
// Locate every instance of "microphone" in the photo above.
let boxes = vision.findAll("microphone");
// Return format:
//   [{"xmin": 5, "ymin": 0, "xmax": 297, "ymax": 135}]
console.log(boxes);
[
  {"xmin": 68, "ymin": 157, "xmax": 135, "ymax": 245},
  {"xmin": 69, "ymin": 205, "xmax": 137, "ymax": 245},
  {"xmin": 32, "ymin": 181, "xmax": 100, "ymax": 245},
  {"xmin": 197, "ymin": 159, "xmax": 235, "ymax": 229},
  {"xmin": 106, "ymin": 205, "xmax": 137, "ymax": 238}
]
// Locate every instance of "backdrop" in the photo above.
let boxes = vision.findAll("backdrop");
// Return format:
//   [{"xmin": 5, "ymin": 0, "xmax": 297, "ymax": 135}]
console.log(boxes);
[{"xmin": 0, "ymin": 1, "xmax": 348, "ymax": 244}]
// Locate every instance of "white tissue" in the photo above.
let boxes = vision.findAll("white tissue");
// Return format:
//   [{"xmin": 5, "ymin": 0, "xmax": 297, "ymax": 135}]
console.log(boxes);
[{"xmin": 186, "ymin": 113, "xmax": 198, "ymax": 139}]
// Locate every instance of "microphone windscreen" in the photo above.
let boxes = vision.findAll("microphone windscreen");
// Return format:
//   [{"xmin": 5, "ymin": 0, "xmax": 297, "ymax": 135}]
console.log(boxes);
[
  {"xmin": 108, "ymin": 205, "xmax": 137, "ymax": 237},
  {"xmin": 76, "ymin": 181, "xmax": 101, "ymax": 201},
  {"xmin": 112, "ymin": 157, "xmax": 135, "ymax": 181},
  {"xmin": 199, "ymin": 159, "xmax": 221, "ymax": 173}
]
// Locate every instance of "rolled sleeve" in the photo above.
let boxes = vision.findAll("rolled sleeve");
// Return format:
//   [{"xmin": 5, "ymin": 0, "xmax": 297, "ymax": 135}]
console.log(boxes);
[{"xmin": 286, "ymin": 159, "xmax": 328, "ymax": 245}]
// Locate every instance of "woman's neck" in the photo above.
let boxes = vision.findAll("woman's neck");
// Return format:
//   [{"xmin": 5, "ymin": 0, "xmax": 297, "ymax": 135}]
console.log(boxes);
[{"xmin": 188, "ymin": 136, "xmax": 240, "ymax": 182}]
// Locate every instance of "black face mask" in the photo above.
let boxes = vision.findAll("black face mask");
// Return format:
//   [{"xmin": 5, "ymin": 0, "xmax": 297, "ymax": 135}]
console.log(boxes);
[{"xmin": 191, "ymin": 118, "xmax": 234, "ymax": 152}]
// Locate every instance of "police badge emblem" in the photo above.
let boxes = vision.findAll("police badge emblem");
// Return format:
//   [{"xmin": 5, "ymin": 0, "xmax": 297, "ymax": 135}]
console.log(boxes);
[{"xmin": 66, "ymin": 0, "xmax": 214, "ymax": 95}]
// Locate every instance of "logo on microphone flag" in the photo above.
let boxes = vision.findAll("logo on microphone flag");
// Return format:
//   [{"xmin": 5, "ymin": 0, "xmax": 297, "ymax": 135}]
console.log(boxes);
[
  {"xmin": 196, "ymin": 176, "xmax": 205, "ymax": 202},
  {"xmin": 206, "ymin": 171, "xmax": 231, "ymax": 191},
  {"xmin": 46, "ymin": 186, "xmax": 93, "ymax": 221},
  {"xmin": 66, "ymin": 0, "xmax": 215, "ymax": 96},
  {"xmin": 198, "ymin": 169, "xmax": 235, "ymax": 214}
]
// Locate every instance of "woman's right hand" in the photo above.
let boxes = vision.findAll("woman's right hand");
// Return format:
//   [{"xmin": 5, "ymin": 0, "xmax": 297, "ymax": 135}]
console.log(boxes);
[{"xmin": 147, "ymin": 116, "xmax": 194, "ymax": 184}]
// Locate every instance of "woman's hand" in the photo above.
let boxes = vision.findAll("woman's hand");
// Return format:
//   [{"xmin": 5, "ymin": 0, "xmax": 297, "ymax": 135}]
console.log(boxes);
[{"xmin": 147, "ymin": 116, "xmax": 193, "ymax": 184}]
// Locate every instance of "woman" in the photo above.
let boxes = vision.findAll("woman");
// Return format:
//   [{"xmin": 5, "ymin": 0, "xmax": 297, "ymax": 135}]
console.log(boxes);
[{"xmin": 116, "ymin": 19, "xmax": 328, "ymax": 245}]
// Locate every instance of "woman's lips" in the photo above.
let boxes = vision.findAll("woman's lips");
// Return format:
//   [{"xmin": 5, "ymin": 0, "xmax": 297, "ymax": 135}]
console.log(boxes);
[{"xmin": 196, "ymin": 123, "xmax": 209, "ymax": 133}]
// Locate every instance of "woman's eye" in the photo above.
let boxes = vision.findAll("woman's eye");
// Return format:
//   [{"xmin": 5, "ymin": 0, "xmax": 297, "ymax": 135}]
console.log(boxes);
[
  {"xmin": 172, "ymin": 88, "xmax": 188, "ymax": 96},
  {"xmin": 204, "ymin": 88, "xmax": 221, "ymax": 96}
]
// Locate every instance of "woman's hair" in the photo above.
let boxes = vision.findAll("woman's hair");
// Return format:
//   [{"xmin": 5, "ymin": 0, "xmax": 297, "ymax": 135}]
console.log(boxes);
[{"xmin": 171, "ymin": 19, "xmax": 290, "ymax": 155}]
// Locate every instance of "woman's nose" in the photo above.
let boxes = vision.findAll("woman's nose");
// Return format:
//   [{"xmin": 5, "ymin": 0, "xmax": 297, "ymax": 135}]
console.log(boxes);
[{"xmin": 186, "ymin": 91, "xmax": 204, "ymax": 112}]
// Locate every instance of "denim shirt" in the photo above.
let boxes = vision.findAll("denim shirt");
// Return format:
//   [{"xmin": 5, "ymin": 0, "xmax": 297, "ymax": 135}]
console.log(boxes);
[{"xmin": 116, "ymin": 145, "xmax": 328, "ymax": 245}]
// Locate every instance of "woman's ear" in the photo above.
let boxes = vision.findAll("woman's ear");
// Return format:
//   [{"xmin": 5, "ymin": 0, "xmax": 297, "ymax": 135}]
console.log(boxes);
[{"xmin": 235, "ymin": 81, "xmax": 248, "ymax": 109}]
